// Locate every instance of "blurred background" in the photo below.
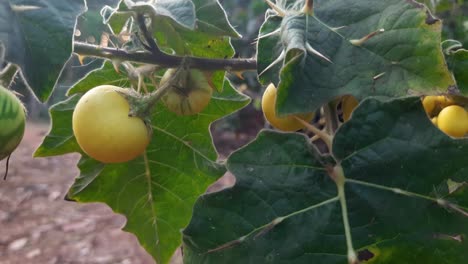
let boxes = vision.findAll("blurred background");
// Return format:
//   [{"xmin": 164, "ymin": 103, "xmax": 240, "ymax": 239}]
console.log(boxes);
[{"xmin": 1, "ymin": 0, "xmax": 467, "ymax": 263}]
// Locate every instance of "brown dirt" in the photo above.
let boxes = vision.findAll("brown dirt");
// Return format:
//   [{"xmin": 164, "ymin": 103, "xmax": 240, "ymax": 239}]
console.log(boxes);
[
  {"xmin": 0, "ymin": 122, "xmax": 156, "ymax": 264},
  {"xmin": 0, "ymin": 121, "xmax": 246, "ymax": 264}
]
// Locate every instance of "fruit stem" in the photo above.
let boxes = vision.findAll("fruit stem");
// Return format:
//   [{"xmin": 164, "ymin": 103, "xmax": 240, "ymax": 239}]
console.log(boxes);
[
  {"xmin": 294, "ymin": 117, "xmax": 333, "ymax": 152},
  {"xmin": 135, "ymin": 64, "xmax": 187, "ymax": 117},
  {"xmin": 322, "ymin": 102, "xmax": 339, "ymax": 141},
  {"xmin": 3, "ymin": 154, "xmax": 11, "ymax": 180}
]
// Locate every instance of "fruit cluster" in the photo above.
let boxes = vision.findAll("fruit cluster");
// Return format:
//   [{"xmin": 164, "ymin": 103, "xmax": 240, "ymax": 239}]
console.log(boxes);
[
  {"xmin": 72, "ymin": 68, "xmax": 214, "ymax": 164},
  {"xmin": 422, "ymin": 95, "xmax": 468, "ymax": 138},
  {"xmin": 260, "ymin": 83, "xmax": 360, "ymax": 132}
]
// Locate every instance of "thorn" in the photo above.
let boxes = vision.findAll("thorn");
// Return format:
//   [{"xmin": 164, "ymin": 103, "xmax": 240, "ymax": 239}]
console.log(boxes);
[
  {"xmin": 373, "ymin": 72, "xmax": 386, "ymax": 81},
  {"xmin": 112, "ymin": 60, "xmax": 123, "ymax": 74},
  {"xmin": 446, "ymin": 202, "xmax": 468, "ymax": 218},
  {"xmin": 433, "ymin": 233, "xmax": 464, "ymax": 243},
  {"xmin": 232, "ymin": 70, "xmax": 245, "ymax": 80},
  {"xmin": 77, "ymin": 54, "xmax": 86, "ymax": 65},
  {"xmin": 258, "ymin": 49, "xmax": 286, "ymax": 76},
  {"xmin": 350, "ymin": 28, "xmax": 385, "ymax": 46},
  {"xmin": 305, "ymin": 42, "xmax": 332, "ymax": 63},
  {"xmin": 301, "ymin": 0, "xmax": 314, "ymax": 15},
  {"xmin": 254, "ymin": 217, "xmax": 284, "ymax": 239},
  {"xmin": 264, "ymin": 0, "xmax": 286, "ymax": 17},
  {"xmin": 331, "ymin": 26, "xmax": 347, "ymax": 31},
  {"xmin": 10, "ymin": 4, "xmax": 41, "ymax": 12},
  {"xmin": 256, "ymin": 28, "xmax": 281, "ymax": 41}
]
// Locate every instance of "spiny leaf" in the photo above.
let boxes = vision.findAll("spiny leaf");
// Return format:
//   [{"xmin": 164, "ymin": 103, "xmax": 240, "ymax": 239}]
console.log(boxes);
[
  {"xmin": 257, "ymin": 0, "xmax": 455, "ymax": 115},
  {"xmin": 183, "ymin": 97, "xmax": 468, "ymax": 264},
  {"xmin": 0, "ymin": 0, "xmax": 86, "ymax": 102}
]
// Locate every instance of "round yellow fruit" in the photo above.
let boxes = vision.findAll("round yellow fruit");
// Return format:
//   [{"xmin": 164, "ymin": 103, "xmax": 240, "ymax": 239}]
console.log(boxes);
[
  {"xmin": 72, "ymin": 85, "xmax": 151, "ymax": 163},
  {"xmin": 342, "ymin": 95, "xmax": 359, "ymax": 122},
  {"xmin": 437, "ymin": 105, "xmax": 468, "ymax": 138},
  {"xmin": 422, "ymin": 95, "xmax": 454, "ymax": 116},
  {"xmin": 161, "ymin": 69, "xmax": 212, "ymax": 115},
  {"xmin": 261, "ymin": 83, "xmax": 314, "ymax": 132}
]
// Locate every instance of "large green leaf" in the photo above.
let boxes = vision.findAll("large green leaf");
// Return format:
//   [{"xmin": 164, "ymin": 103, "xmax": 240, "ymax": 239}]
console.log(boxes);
[
  {"xmin": 35, "ymin": 66, "xmax": 250, "ymax": 263},
  {"xmin": 183, "ymin": 97, "xmax": 468, "ymax": 263},
  {"xmin": 0, "ymin": 0, "xmax": 86, "ymax": 102},
  {"xmin": 257, "ymin": 0, "xmax": 455, "ymax": 115}
]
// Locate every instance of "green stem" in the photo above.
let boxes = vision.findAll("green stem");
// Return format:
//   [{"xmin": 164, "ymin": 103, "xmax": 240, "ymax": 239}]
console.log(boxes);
[{"xmin": 333, "ymin": 165, "xmax": 358, "ymax": 264}]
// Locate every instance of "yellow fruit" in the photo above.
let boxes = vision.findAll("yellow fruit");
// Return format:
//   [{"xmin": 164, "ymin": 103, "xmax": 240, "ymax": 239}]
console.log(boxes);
[
  {"xmin": 72, "ymin": 85, "xmax": 151, "ymax": 163},
  {"xmin": 422, "ymin": 95, "xmax": 454, "ymax": 116},
  {"xmin": 437, "ymin": 105, "xmax": 468, "ymax": 138},
  {"xmin": 261, "ymin": 83, "xmax": 314, "ymax": 131},
  {"xmin": 431, "ymin": 116, "xmax": 438, "ymax": 126},
  {"xmin": 161, "ymin": 69, "xmax": 212, "ymax": 115},
  {"xmin": 342, "ymin": 95, "xmax": 359, "ymax": 122}
]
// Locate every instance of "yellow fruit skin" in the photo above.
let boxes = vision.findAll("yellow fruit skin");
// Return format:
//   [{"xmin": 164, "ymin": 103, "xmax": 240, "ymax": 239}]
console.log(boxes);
[
  {"xmin": 161, "ymin": 69, "xmax": 212, "ymax": 115},
  {"xmin": 422, "ymin": 95, "xmax": 454, "ymax": 116},
  {"xmin": 261, "ymin": 84, "xmax": 314, "ymax": 132},
  {"xmin": 72, "ymin": 85, "xmax": 150, "ymax": 163},
  {"xmin": 342, "ymin": 95, "xmax": 359, "ymax": 122},
  {"xmin": 437, "ymin": 105, "xmax": 468, "ymax": 138}
]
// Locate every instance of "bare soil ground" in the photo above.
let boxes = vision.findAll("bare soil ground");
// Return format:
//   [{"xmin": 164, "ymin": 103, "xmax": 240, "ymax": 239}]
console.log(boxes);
[
  {"xmin": 0, "ymin": 122, "xmax": 250, "ymax": 264},
  {"xmin": 0, "ymin": 122, "xmax": 156, "ymax": 264}
]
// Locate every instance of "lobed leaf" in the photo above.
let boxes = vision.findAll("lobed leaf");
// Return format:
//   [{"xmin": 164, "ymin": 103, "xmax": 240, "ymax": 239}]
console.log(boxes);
[
  {"xmin": 35, "ymin": 65, "xmax": 250, "ymax": 263},
  {"xmin": 183, "ymin": 97, "xmax": 468, "ymax": 263}
]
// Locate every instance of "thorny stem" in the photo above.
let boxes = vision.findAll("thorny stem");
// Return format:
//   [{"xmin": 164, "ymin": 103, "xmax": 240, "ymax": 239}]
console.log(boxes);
[
  {"xmin": 264, "ymin": 0, "xmax": 286, "ymax": 17},
  {"xmin": 75, "ymin": 11, "xmax": 256, "ymax": 72},
  {"xmin": 74, "ymin": 42, "xmax": 257, "ymax": 72}
]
